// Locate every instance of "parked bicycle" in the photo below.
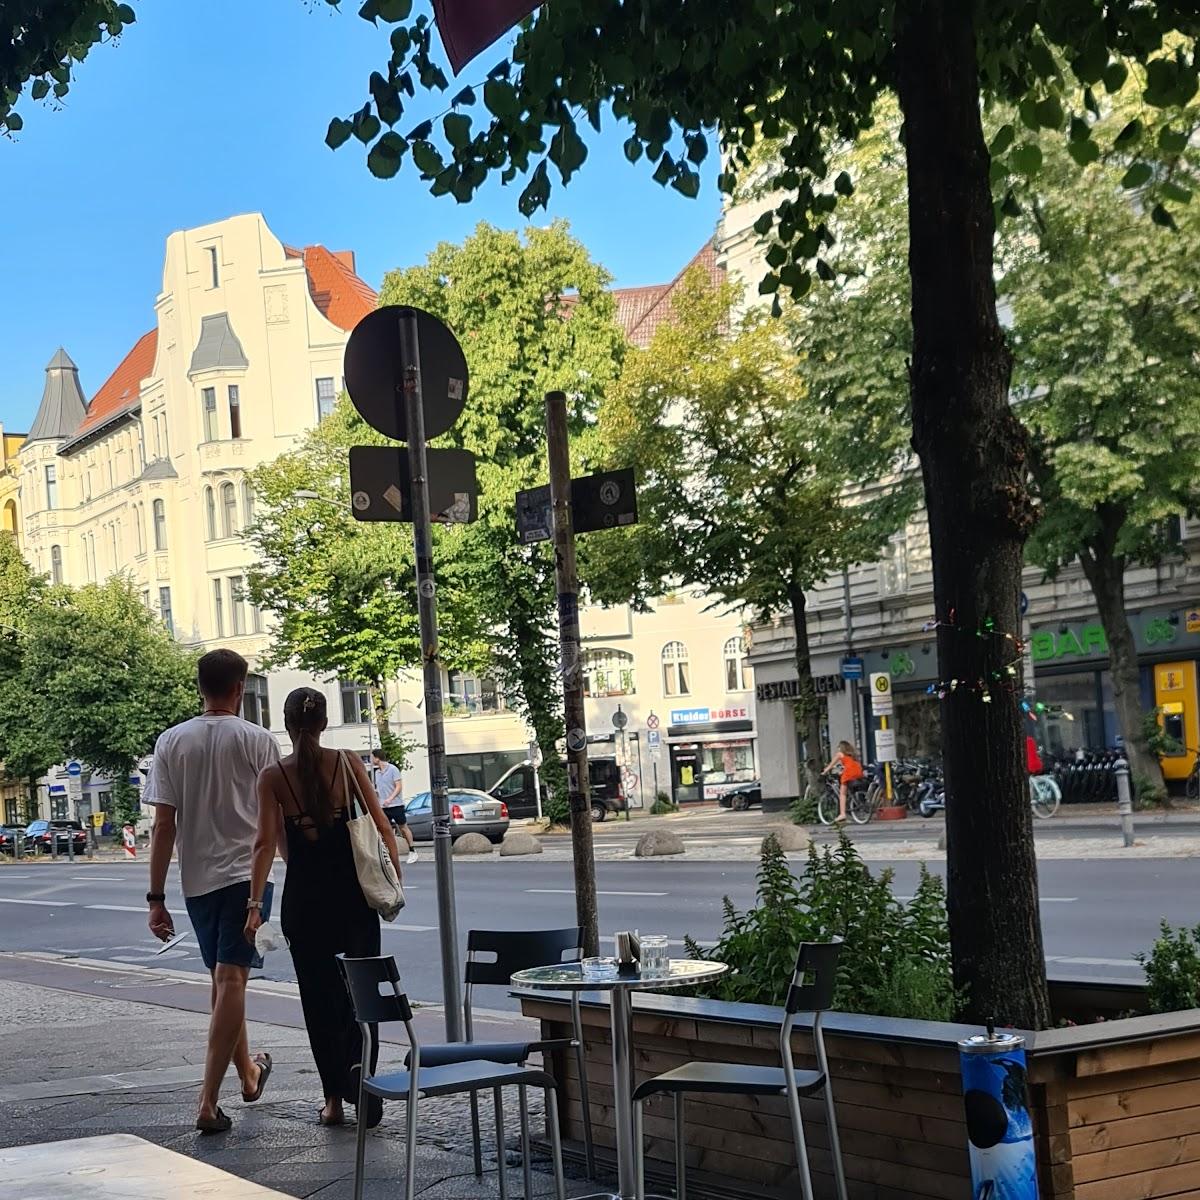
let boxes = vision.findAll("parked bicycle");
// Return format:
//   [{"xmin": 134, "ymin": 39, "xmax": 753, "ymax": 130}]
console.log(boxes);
[{"xmin": 1029, "ymin": 774, "xmax": 1061, "ymax": 819}]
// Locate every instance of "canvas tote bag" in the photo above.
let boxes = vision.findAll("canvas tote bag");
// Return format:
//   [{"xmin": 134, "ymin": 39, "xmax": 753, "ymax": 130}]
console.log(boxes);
[{"xmin": 339, "ymin": 751, "xmax": 405, "ymax": 921}]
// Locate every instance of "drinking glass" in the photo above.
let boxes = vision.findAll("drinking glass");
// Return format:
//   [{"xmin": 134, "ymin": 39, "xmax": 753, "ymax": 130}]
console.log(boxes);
[{"xmin": 640, "ymin": 935, "xmax": 670, "ymax": 978}]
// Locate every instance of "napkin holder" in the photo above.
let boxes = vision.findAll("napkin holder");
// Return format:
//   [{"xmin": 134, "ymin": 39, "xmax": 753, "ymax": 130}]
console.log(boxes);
[{"xmin": 615, "ymin": 930, "xmax": 641, "ymax": 978}]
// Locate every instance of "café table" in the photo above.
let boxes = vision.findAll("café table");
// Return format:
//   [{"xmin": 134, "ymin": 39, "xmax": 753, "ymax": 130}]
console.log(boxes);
[
  {"xmin": 2, "ymin": 1133, "xmax": 290, "ymax": 1199},
  {"xmin": 512, "ymin": 958, "xmax": 729, "ymax": 1200}
]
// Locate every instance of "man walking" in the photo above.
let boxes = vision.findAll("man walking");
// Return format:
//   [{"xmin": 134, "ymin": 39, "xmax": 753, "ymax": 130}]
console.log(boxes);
[
  {"xmin": 146, "ymin": 649, "xmax": 281, "ymax": 1133},
  {"xmin": 371, "ymin": 748, "xmax": 417, "ymax": 864}
]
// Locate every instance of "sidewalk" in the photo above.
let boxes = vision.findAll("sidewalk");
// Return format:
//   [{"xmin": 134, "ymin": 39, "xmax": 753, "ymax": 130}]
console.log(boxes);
[{"xmin": 0, "ymin": 958, "xmax": 587, "ymax": 1199}]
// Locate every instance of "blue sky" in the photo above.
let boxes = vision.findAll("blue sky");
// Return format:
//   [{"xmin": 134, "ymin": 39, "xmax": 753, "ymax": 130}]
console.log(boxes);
[{"xmin": 0, "ymin": 0, "xmax": 720, "ymax": 430}]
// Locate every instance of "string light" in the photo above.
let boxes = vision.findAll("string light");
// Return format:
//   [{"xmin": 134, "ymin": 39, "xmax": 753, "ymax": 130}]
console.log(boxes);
[{"xmin": 918, "ymin": 609, "xmax": 1030, "ymax": 701}]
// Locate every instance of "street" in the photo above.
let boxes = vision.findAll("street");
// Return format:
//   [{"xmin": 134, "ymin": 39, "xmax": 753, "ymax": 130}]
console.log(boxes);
[{"xmin": 1, "ymin": 838, "xmax": 1193, "ymax": 1007}]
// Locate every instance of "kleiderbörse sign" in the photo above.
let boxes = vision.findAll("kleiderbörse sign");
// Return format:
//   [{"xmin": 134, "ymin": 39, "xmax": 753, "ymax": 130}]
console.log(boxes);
[{"xmin": 670, "ymin": 705, "xmax": 749, "ymax": 725}]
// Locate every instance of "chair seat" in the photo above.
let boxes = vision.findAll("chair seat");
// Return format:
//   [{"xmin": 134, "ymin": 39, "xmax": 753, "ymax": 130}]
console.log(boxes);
[
  {"xmin": 633, "ymin": 1061, "xmax": 826, "ymax": 1101},
  {"xmin": 414, "ymin": 1037, "xmax": 575, "ymax": 1069},
  {"xmin": 366, "ymin": 1058, "xmax": 556, "ymax": 1100}
]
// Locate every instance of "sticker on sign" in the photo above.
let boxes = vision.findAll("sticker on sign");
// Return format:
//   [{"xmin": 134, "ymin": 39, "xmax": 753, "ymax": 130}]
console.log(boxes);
[
  {"xmin": 869, "ymin": 672, "xmax": 894, "ymax": 714},
  {"xmin": 875, "ymin": 728, "xmax": 898, "ymax": 762}
]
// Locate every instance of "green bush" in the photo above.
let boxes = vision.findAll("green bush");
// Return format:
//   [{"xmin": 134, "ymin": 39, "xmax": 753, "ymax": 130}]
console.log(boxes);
[
  {"xmin": 789, "ymin": 786, "xmax": 818, "ymax": 826},
  {"xmin": 1137, "ymin": 920, "xmax": 1200, "ymax": 1013},
  {"xmin": 686, "ymin": 832, "xmax": 958, "ymax": 1021},
  {"xmin": 650, "ymin": 791, "xmax": 678, "ymax": 815}
]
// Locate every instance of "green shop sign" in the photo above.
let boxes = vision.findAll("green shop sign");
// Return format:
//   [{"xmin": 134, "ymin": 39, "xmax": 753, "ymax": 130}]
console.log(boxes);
[{"xmin": 1030, "ymin": 624, "xmax": 1108, "ymax": 663}]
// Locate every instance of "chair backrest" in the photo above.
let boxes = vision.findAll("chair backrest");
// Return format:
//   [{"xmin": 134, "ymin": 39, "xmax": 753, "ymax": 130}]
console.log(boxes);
[
  {"xmin": 785, "ymin": 939, "xmax": 844, "ymax": 1015},
  {"xmin": 465, "ymin": 927, "xmax": 584, "ymax": 988},
  {"xmin": 338, "ymin": 953, "xmax": 414, "ymax": 1024}
]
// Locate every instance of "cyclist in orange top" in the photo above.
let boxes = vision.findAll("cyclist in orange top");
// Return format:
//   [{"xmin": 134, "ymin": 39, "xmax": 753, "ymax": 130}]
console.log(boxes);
[{"xmin": 823, "ymin": 740, "xmax": 864, "ymax": 823}]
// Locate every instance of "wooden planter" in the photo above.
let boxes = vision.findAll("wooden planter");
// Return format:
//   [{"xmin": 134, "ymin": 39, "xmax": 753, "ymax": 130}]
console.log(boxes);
[{"xmin": 519, "ymin": 979, "xmax": 1200, "ymax": 1200}]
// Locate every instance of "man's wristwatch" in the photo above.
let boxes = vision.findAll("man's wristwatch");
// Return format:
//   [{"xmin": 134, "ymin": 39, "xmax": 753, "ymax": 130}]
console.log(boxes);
[
  {"xmin": 146, "ymin": 892, "xmax": 166, "ymax": 904},
  {"xmin": 246, "ymin": 898, "xmax": 264, "ymax": 911}
]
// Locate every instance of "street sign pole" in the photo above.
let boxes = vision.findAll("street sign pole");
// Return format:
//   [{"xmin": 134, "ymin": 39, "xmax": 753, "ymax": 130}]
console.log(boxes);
[
  {"xmin": 399, "ymin": 309, "xmax": 463, "ymax": 1043},
  {"xmin": 546, "ymin": 389, "xmax": 599, "ymax": 958}
]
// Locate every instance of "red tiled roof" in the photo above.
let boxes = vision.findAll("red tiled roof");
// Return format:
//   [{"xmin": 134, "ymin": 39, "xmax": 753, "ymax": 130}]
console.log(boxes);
[
  {"xmin": 69, "ymin": 330, "xmax": 158, "ymax": 443},
  {"xmin": 302, "ymin": 245, "xmax": 377, "ymax": 331},
  {"xmin": 619, "ymin": 241, "xmax": 721, "ymax": 348}
]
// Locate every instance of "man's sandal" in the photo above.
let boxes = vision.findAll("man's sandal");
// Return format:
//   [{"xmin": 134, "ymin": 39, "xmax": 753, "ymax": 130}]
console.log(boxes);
[
  {"xmin": 242, "ymin": 1052, "xmax": 273, "ymax": 1103},
  {"xmin": 196, "ymin": 1107, "xmax": 232, "ymax": 1134}
]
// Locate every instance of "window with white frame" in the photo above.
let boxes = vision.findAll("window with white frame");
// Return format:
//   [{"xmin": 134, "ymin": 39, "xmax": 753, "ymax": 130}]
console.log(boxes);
[
  {"xmin": 45, "ymin": 464, "xmax": 58, "ymax": 510},
  {"xmin": 206, "ymin": 245, "xmax": 220, "ymax": 288},
  {"xmin": 228, "ymin": 575, "xmax": 246, "ymax": 636},
  {"xmin": 243, "ymin": 674, "xmax": 270, "ymax": 728},
  {"xmin": 50, "ymin": 544, "xmax": 63, "ymax": 585},
  {"xmin": 220, "ymin": 482, "xmax": 237, "ymax": 538},
  {"xmin": 213, "ymin": 579, "xmax": 225, "ymax": 637},
  {"xmin": 661, "ymin": 641, "xmax": 691, "ymax": 697},
  {"xmin": 242, "ymin": 480, "xmax": 255, "ymax": 525},
  {"xmin": 153, "ymin": 499, "xmax": 167, "ymax": 551},
  {"xmin": 879, "ymin": 531, "xmax": 909, "ymax": 598},
  {"xmin": 204, "ymin": 487, "xmax": 217, "ymax": 540},
  {"xmin": 582, "ymin": 648, "xmax": 636, "ymax": 697},
  {"xmin": 228, "ymin": 385, "xmax": 242, "ymax": 439},
  {"xmin": 316, "ymin": 377, "xmax": 337, "ymax": 421},
  {"xmin": 446, "ymin": 671, "xmax": 503, "ymax": 715},
  {"xmin": 724, "ymin": 635, "xmax": 750, "ymax": 691},
  {"xmin": 134, "ymin": 505, "xmax": 145, "ymax": 555},
  {"xmin": 159, "ymin": 587, "xmax": 174, "ymax": 637},
  {"xmin": 340, "ymin": 680, "xmax": 371, "ymax": 725},
  {"xmin": 202, "ymin": 387, "xmax": 218, "ymax": 442}
]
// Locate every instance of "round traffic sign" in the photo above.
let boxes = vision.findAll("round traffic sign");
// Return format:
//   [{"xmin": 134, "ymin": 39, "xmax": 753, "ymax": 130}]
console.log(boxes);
[
  {"xmin": 612, "ymin": 709, "xmax": 629, "ymax": 731},
  {"xmin": 66, "ymin": 761, "xmax": 82, "ymax": 777},
  {"xmin": 344, "ymin": 306, "xmax": 469, "ymax": 442},
  {"xmin": 646, "ymin": 713, "xmax": 660, "ymax": 731}
]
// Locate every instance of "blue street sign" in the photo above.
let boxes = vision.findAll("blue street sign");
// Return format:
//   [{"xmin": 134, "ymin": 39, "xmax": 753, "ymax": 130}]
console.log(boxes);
[
  {"xmin": 647, "ymin": 730, "xmax": 662, "ymax": 751},
  {"xmin": 841, "ymin": 656, "xmax": 865, "ymax": 681},
  {"xmin": 66, "ymin": 761, "xmax": 82, "ymax": 777},
  {"xmin": 1020, "ymin": 591, "xmax": 1029, "ymax": 616}
]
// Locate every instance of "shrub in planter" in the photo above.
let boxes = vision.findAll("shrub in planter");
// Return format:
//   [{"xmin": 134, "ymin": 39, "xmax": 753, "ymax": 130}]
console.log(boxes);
[
  {"xmin": 650, "ymin": 791, "xmax": 678, "ymax": 815},
  {"xmin": 686, "ymin": 832, "xmax": 958, "ymax": 1020},
  {"xmin": 1137, "ymin": 920, "xmax": 1200, "ymax": 1012}
]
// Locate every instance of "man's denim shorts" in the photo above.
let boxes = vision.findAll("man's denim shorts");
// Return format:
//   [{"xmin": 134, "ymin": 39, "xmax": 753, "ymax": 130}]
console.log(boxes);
[{"xmin": 185, "ymin": 880, "xmax": 274, "ymax": 971}]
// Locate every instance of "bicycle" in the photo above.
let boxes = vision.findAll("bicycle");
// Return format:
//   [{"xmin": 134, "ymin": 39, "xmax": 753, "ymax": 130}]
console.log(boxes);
[
  {"xmin": 816, "ymin": 774, "xmax": 875, "ymax": 825},
  {"xmin": 1029, "ymin": 774, "xmax": 1061, "ymax": 819}
]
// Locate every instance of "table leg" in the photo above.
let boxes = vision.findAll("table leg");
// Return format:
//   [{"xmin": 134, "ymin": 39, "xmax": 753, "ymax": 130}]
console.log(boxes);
[{"xmin": 611, "ymin": 987, "xmax": 636, "ymax": 1200}]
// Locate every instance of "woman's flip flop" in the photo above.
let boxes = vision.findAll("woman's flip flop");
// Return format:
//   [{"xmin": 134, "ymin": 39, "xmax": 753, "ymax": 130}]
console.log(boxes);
[{"xmin": 242, "ymin": 1053, "xmax": 273, "ymax": 1103}]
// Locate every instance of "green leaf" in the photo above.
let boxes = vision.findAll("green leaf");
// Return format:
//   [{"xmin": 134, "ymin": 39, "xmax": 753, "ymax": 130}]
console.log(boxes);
[
  {"xmin": 411, "ymin": 140, "xmax": 444, "ymax": 176},
  {"xmin": 1034, "ymin": 96, "xmax": 1063, "ymax": 130},
  {"xmin": 367, "ymin": 132, "xmax": 407, "ymax": 179},
  {"xmin": 1151, "ymin": 203, "xmax": 1177, "ymax": 229},
  {"xmin": 685, "ymin": 133, "xmax": 708, "ymax": 165},
  {"xmin": 452, "ymin": 86, "xmax": 476, "ymax": 107},
  {"xmin": 1158, "ymin": 127, "xmax": 1188, "ymax": 156},
  {"xmin": 623, "ymin": 136, "xmax": 643, "ymax": 163},
  {"xmin": 834, "ymin": 170, "xmax": 854, "ymax": 197},
  {"xmin": 765, "ymin": 243, "xmax": 787, "ymax": 268},
  {"xmin": 815, "ymin": 258, "xmax": 836, "ymax": 282},
  {"xmin": 483, "ymin": 78, "xmax": 519, "ymax": 120},
  {"xmin": 325, "ymin": 117, "xmax": 353, "ymax": 150},
  {"xmin": 1067, "ymin": 137, "xmax": 1100, "ymax": 167},
  {"xmin": 1027, "ymin": 41, "xmax": 1057, "ymax": 81},
  {"xmin": 548, "ymin": 119, "xmax": 588, "ymax": 182},
  {"xmin": 989, "ymin": 124, "xmax": 1015, "ymax": 156},
  {"xmin": 376, "ymin": 0, "xmax": 412, "ymax": 20},
  {"xmin": 1114, "ymin": 119, "xmax": 1143, "ymax": 148},
  {"xmin": 518, "ymin": 159, "xmax": 551, "ymax": 216},
  {"xmin": 443, "ymin": 112, "xmax": 471, "ymax": 149},
  {"xmin": 5, "ymin": 112, "xmax": 23, "ymax": 131},
  {"xmin": 1161, "ymin": 180, "xmax": 1193, "ymax": 205},
  {"xmin": 1068, "ymin": 116, "xmax": 1090, "ymax": 143},
  {"xmin": 1000, "ymin": 189, "xmax": 1021, "ymax": 219},
  {"xmin": 117, "ymin": 3, "xmax": 137, "ymax": 21},
  {"xmin": 390, "ymin": 27, "xmax": 411, "ymax": 58},
  {"xmin": 757, "ymin": 272, "xmax": 780, "ymax": 295},
  {"xmin": 357, "ymin": 0, "xmax": 380, "ymax": 23},
  {"xmin": 1011, "ymin": 143, "xmax": 1043, "ymax": 176},
  {"xmin": 753, "ymin": 212, "xmax": 774, "ymax": 236},
  {"xmin": 651, "ymin": 152, "xmax": 675, "ymax": 186},
  {"xmin": 353, "ymin": 111, "xmax": 381, "ymax": 145},
  {"xmin": 31, "ymin": 79, "xmax": 50, "ymax": 101},
  {"xmin": 1121, "ymin": 162, "xmax": 1153, "ymax": 190},
  {"xmin": 1103, "ymin": 61, "xmax": 1129, "ymax": 94},
  {"xmin": 672, "ymin": 166, "xmax": 700, "ymax": 198}
]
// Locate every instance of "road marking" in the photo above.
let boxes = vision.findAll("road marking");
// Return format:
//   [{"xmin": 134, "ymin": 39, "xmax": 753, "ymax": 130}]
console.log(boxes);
[
  {"xmin": 73, "ymin": 875, "xmax": 124, "ymax": 881},
  {"xmin": 525, "ymin": 889, "xmax": 669, "ymax": 897},
  {"xmin": 0, "ymin": 897, "xmax": 75, "ymax": 906},
  {"xmin": 86, "ymin": 904, "xmax": 152, "ymax": 913},
  {"xmin": 381, "ymin": 923, "xmax": 437, "ymax": 933}
]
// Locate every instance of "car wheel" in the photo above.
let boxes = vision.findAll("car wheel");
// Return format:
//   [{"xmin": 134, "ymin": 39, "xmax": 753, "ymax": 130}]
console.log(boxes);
[
  {"xmin": 591, "ymin": 803, "xmax": 607, "ymax": 823},
  {"xmin": 732, "ymin": 794, "xmax": 749, "ymax": 812}
]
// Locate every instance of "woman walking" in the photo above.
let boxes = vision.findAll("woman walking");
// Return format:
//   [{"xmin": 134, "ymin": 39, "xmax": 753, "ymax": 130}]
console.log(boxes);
[{"xmin": 245, "ymin": 688, "xmax": 402, "ymax": 1127}]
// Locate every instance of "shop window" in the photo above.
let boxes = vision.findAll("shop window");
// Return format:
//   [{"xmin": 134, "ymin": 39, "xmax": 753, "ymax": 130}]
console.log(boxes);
[
  {"xmin": 700, "ymin": 741, "xmax": 756, "ymax": 789},
  {"xmin": 4, "ymin": 797, "xmax": 19, "ymax": 826},
  {"xmin": 582, "ymin": 648, "xmax": 635, "ymax": 697},
  {"xmin": 447, "ymin": 671, "xmax": 503, "ymax": 715},
  {"xmin": 661, "ymin": 641, "xmax": 691, "ymax": 697},
  {"xmin": 243, "ymin": 673, "xmax": 271, "ymax": 728},
  {"xmin": 1034, "ymin": 671, "xmax": 1114, "ymax": 759},
  {"xmin": 446, "ymin": 749, "xmax": 528, "ymax": 792},
  {"xmin": 340, "ymin": 680, "xmax": 371, "ymax": 725},
  {"xmin": 723, "ymin": 636, "xmax": 749, "ymax": 691}
]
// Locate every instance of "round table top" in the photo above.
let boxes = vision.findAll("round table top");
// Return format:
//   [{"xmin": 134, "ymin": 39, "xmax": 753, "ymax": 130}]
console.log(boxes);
[{"xmin": 511, "ymin": 959, "xmax": 729, "ymax": 992}]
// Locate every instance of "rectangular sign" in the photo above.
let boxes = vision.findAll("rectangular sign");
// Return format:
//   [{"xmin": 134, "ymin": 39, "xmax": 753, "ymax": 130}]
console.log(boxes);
[
  {"xmin": 875, "ymin": 727, "xmax": 897, "ymax": 762},
  {"xmin": 841, "ymin": 656, "xmax": 865, "ymax": 681},
  {"xmin": 670, "ymin": 707, "xmax": 711, "ymax": 725},
  {"xmin": 646, "ymin": 730, "xmax": 661, "ymax": 751},
  {"xmin": 515, "ymin": 469, "xmax": 638, "ymax": 543},
  {"xmin": 349, "ymin": 446, "xmax": 478, "ymax": 524},
  {"xmin": 869, "ymin": 672, "xmax": 894, "ymax": 715}
]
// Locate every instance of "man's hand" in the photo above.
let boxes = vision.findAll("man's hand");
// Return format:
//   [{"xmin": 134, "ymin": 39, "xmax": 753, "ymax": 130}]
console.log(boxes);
[
  {"xmin": 148, "ymin": 902, "xmax": 175, "ymax": 942},
  {"xmin": 244, "ymin": 908, "xmax": 263, "ymax": 947}
]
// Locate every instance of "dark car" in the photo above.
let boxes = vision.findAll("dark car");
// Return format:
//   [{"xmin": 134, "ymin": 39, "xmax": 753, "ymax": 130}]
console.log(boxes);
[
  {"xmin": 405, "ymin": 789, "xmax": 510, "ymax": 843},
  {"xmin": 0, "ymin": 826, "xmax": 23, "ymax": 855},
  {"xmin": 718, "ymin": 782, "xmax": 762, "ymax": 812},
  {"xmin": 24, "ymin": 819, "xmax": 87, "ymax": 854},
  {"xmin": 489, "ymin": 758, "xmax": 627, "ymax": 823}
]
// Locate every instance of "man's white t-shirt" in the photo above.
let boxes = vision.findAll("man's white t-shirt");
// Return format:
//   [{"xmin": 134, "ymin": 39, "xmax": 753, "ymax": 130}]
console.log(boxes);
[{"xmin": 147, "ymin": 714, "xmax": 281, "ymax": 899}]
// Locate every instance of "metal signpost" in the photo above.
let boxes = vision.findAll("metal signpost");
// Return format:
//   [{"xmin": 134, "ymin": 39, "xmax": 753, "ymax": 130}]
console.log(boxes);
[
  {"xmin": 345, "ymin": 304, "xmax": 475, "ymax": 1043},
  {"xmin": 869, "ymin": 672, "xmax": 896, "ymax": 801}
]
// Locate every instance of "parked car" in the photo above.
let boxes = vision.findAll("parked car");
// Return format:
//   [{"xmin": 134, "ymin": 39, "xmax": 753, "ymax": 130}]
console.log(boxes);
[
  {"xmin": 488, "ymin": 758, "xmax": 627, "ymax": 822},
  {"xmin": 404, "ymin": 789, "xmax": 510, "ymax": 843},
  {"xmin": 23, "ymin": 819, "xmax": 87, "ymax": 854},
  {"xmin": 0, "ymin": 826, "xmax": 23, "ymax": 855},
  {"xmin": 718, "ymin": 782, "xmax": 762, "ymax": 812}
]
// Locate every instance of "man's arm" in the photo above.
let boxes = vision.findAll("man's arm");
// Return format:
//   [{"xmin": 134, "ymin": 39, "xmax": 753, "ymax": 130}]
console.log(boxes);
[
  {"xmin": 386, "ymin": 773, "xmax": 403, "ymax": 805},
  {"xmin": 147, "ymin": 805, "xmax": 176, "ymax": 941}
]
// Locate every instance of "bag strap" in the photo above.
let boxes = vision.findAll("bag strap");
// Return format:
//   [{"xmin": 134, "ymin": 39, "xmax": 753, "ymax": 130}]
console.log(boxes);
[{"xmin": 340, "ymin": 751, "xmax": 369, "ymax": 820}]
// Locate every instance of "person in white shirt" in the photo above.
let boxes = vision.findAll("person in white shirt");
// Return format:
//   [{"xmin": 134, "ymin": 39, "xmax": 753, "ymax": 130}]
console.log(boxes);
[
  {"xmin": 146, "ymin": 648, "xmax": 281, "ymax": 1134},
  {"xmin": 371, "ymin": 749, "xmax": 417, "ymax": 864}
]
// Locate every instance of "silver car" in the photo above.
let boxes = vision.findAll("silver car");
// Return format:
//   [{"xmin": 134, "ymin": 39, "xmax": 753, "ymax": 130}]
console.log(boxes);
[{"xmin": 405, "ymin": 788, "xmax": 510, "ymax": 844}]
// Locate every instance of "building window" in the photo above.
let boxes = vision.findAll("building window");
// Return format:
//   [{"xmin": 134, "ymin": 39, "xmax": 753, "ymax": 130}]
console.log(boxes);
[
  {"xmin": 228, "ymin": 385, "xmax": 241, "ymax": 439},
  {"xmin": 159, "ymin": 587, "xmax": 174, "ymax": 637},
  {"xmin": 447, "ymin": 671, "xmax": 503, "ymax": 715},
  {"xmin": 50, "ymin": 544, "xmax": 63, "ymax": 584},
  {"xmin": 141, "ymin": 589, "xmax": 150, "ymax": 609},
  {"xmin": 213, "ymin": 579, "xmax": 225, "ymax": 637},
  {"xmin": 243, "ymin": 673, "xmax": 270, "ymax": 728},
  {"xmin": 207, "ymin": 245, "xmax": 220, "ymax": 288},
  {"xmin": 45, "ymin": 464, "xmax": 58, "ymax": 509},
  {"xmin": 724, "ymin": 635, "xmax": 749, "ymax": 692},
  {"xmin": 582, "ymin": 648, "xmax": 636, "ymax": 697},
  {"xmin": 242, "ymin": 480, "xmax": 255, "ymax": 525},
  {"xmin": 153, "ymin": 499, "xmax": 167, "ymax": 551},
  {"xmin": 340, "ymin": 680, "xmax": 371, "ymax": 725},
  {"xmin": 879, "ymin": 532, "xmax": 909, "ymax": 598},
  {"xmin": 229, "ymin": 575, "xmax": 246, "ymax": 636},
  {"xmin": 204, "ymin": 487, "xmax": 217, "ymax": 540},
  {"xmin": 316, "ymin": 377, "xmax": 337, "ymax": 421},
  {"xmin": 51, "ymin": 794, "xmax": 70, "ymax": 820},
  {"xmin": 661, "ymin": 641, "xmax": 691, "ymax": 697},
  {"xmin": 202, "ymin": 387, "xmax": 218, "ymax": 442},
  {"xmin": 133, "ymin": 503, "xmax": 145, "ymax": 555},
  {"xmin": 86, "ymin": 534, "xmax": 97, "ymax": 582},
  {"xmin": 220, "ymin": 482, "xmax": 237, "ymax": 537},
  {"xmin": 108, "ymin": 522, "xmax": 118, "ymax": 566},
  {"xmin": 250, "ymin": 600, "xmax": 263, "ymax": 634}
]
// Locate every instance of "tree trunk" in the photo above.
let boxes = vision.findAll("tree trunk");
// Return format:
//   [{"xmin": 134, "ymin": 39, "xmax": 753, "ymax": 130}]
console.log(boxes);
[
  {"xmin": 788, "ymin": 586, "xmax": 826, "ymax": 798},
  {"xmin": 895, "ymin": 0, "xmax": 1050, "ymax": 1028},
  {"xmin": 1079, "ymin": 543, "xmax": 1166, "ymax": 801}
]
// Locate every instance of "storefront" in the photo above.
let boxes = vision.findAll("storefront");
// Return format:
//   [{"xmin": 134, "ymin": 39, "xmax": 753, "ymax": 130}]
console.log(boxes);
[{"xmin": 666, "ymin": 703, "xmax": 757, "ymax": 804}]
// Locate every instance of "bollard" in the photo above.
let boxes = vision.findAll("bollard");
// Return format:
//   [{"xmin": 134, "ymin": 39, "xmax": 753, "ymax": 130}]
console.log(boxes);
[
  {"xmin": 87, "ymin": 823, "xmax": 95, "ymax": 860},
  {"xmin": 122, "ymin": 824, "xmax": 137, "ymax": 861},
  {"xmin": 67, "ymin": 827, "xmax": 75, "ymax": 863},
  {"xmin": 51, "ymin": 830, "xmax": 58, "ymax": 860},
  {"xmin": 1114, "ymin": 757, "xmax": 1134, "ymax": 848},
  {"xmin": 959, "ymin": 1022, "xmax": 1039, "ymax": 1199}
]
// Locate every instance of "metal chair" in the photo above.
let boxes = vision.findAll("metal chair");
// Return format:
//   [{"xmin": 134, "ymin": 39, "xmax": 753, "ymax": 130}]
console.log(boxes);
[
  {"xmin": 632, "ymin": 940, "xmax": 847, "ymax": 1200},
  {"xmin": 414, "ymin": 927, "xmax": 597, "ymax": 1186},
  {"xmin": 338, "ymin": 953, "xmax": 567, "ymax": 1200}
]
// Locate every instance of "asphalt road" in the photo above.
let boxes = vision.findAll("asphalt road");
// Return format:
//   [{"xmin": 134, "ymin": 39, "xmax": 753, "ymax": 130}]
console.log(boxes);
[{"xmin": 0, "ymin": 848, "xmax": 1194, "ymax": 1008}]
